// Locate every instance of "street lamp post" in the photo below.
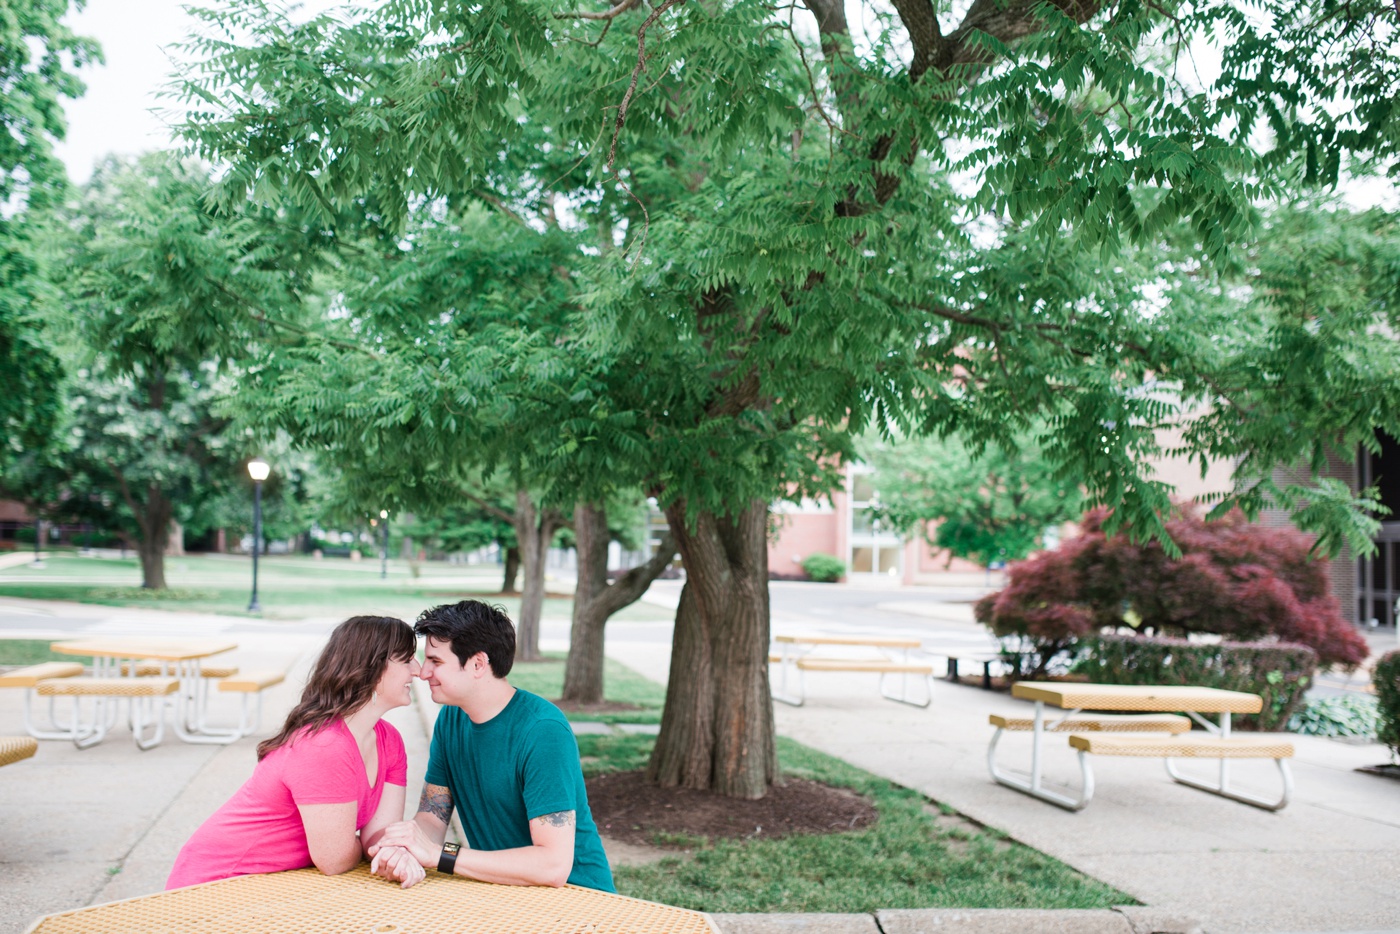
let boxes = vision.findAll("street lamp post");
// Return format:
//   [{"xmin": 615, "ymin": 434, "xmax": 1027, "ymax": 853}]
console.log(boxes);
[
  {"xmin": 247, "ymin": 458, "xmax": 270, "ymax": 612},
  {"xmin": 379, "ymin": 510, "xmax": 389, "ymax": 579}
]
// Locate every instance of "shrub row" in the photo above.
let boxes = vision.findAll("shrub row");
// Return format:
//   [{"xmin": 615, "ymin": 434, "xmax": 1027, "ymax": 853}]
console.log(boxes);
[
  {"xmin": 1375, "ymin": 650, "xmax": 1400, "ymax": 759},
  {"xmin": 1078, "ymin": 634, "xmax": 1316, "ymax": 731}
]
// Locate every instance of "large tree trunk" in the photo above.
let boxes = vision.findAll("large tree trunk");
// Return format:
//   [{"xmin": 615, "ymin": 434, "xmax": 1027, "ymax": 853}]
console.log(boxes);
[
  {"xmin": 512, "ymin": 491, "xmax": 564, "ymax": 663},
  {"xmin": 646, "ymin": 500, "xmax": 775, "ymax": 799},
  {"xmin": 562, "ymin": 502, "xmax": 676, "ymax": 704},
  {"xmin": 137, "ymin": 486, "xmax": 172, "ymax": 589},
  {"xmin": 502, "ymin": 546, "xmax": 521, "ymax": 593}
]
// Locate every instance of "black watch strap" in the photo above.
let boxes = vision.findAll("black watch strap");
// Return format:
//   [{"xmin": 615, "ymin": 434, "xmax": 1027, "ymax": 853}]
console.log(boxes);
[{"xmin": 437, "ymin": 842, "xmax": 461, "ymax": 875}]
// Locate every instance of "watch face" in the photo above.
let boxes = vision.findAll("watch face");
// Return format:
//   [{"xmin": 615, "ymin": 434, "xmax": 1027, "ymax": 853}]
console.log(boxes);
[{"xmin": 444, "ymin": 843, "xmax": 460, "ymax": 855}]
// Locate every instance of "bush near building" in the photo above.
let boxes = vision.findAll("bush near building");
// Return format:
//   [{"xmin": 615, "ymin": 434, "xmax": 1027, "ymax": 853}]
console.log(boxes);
[
  {"xmin": 801, "ymin": 553, "xmax": 845, "ymax": 583},
  {"xmin": 975, "ymin": 507, "xmax": 1368, "ymax": 678},
  {"xmin": 1375, "ymin": 650, "xmax": 1400, "ymax": 760}
]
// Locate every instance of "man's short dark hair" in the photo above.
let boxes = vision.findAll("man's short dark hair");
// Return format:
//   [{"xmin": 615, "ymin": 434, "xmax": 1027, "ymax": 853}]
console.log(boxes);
[{"xmin": 414, "ymin": 600, "xmax": 516, "ymax": 678}]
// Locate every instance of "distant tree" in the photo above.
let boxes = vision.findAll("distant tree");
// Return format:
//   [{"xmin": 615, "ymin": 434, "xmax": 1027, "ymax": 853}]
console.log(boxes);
[
  {"xmin": 0, "ymin": 0, "xmax": 98, "ymax": 470},
  {"xmin": 561, "ymin": 495, "xmax": 676, "ymax": 705},
  {"xmin": 976, "ymin": 507, "xmax": 1371, "ymax": 677},
  {"xmin": 868, "ymin": 429, "xmax": 1082, "ymax": 567},
  {"xmin": 53, "ymin": 153, "xmax": 322, "ymax": 586}
]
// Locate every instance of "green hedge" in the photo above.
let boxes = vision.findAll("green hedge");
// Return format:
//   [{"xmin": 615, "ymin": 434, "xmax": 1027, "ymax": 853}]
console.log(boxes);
[
  {"xmin": 1079, "ymin": 634, "xmax": 1316, "ymax": 731},
  {"xmin": 1375, "ymin": 650, "xmax": 1400, "ymax": 759}
]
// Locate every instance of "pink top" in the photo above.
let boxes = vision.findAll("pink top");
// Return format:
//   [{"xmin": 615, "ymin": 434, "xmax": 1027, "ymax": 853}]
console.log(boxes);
[{"xmin": 166, "ymin": 719, "xmax": 407, "ymax": 889}]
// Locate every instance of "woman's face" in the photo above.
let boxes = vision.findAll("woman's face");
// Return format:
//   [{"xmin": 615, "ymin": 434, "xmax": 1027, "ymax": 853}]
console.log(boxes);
[{"xmin": 374, "ymin": 655, "xmax": 421, "ymax": 709}]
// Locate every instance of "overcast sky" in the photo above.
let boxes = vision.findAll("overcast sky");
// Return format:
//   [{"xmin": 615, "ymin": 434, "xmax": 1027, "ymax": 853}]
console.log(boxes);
[
  {"xmin": 55, "ymin": 0, "xmax": 195, "ymax": 182},
  {"xmin": 55, "ymin": 0, "xmax": 1394, "ymax": 210}
]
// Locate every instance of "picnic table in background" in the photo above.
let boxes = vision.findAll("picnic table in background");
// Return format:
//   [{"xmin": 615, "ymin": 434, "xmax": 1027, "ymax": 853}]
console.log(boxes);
[
  {"xmin": 23, "ymin": 864, "xmax": 718, "ymax": 934},
  {"xmin": 770, "ymin": 633, "xmax": 933, "ymax": 707},
  {"xmin": 45, "ymin": 638, "xmax": 245, "ymax": 748},
  {"xmin": 989, "ymin": 682, "xmax": 1294, "ymax": 811}
]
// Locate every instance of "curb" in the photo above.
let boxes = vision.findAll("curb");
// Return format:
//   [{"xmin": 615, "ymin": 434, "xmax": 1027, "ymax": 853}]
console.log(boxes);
[{"xmin": 711, "ymin": 908, "xmax": 1203, "ymax": 934}]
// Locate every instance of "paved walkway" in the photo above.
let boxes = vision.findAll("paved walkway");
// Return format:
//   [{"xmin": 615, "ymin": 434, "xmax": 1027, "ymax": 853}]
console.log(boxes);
[
  {"xmin": 2, "ymin": 593, "xmax": 1398, "ymax": 934},
  {"xmin": 607, "ymin": 610, "xmax": 1400, "ymax": 934}
]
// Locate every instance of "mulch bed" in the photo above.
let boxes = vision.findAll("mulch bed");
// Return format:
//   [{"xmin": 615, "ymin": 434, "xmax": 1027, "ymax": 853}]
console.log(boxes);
[{"xmin": 586, "ymin": 770, "xmax": 878, "ymax": 847}]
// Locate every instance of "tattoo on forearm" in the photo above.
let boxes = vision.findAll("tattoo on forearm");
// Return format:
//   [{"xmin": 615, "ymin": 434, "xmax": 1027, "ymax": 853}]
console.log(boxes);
[
  {"xmin": 536, "ymin": 810, "xmax": 575, "ymax": 829},
  {"xmin": 418, "ymin": 783, "xmax": 454, "ymax": 824}
]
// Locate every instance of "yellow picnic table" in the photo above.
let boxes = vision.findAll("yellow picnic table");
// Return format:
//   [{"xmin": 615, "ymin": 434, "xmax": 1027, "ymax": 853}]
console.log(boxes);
[
  {"xmin": 24, "ymin": 863, "xmax": 718, "ymax": 934},
  {"xmin": 989, "ymin": 681, "xmax": 1293, "ymax": 811}
]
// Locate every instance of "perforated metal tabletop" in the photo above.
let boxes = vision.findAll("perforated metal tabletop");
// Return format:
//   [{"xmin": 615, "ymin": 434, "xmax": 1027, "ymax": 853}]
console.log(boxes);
[{"xmin": 24, "ymin": 864, "xmax": 718, "ymax": 934}]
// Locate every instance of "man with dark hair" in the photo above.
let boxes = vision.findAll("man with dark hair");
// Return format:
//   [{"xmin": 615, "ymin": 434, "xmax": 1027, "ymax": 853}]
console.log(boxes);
[{"xmin": 368, "ymin": 600, "xmax": 614, "ymax": 892}]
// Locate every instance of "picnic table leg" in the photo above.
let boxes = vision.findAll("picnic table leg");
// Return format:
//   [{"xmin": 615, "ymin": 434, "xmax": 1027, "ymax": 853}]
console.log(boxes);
[
  {"xmin": 987, "ymin": 701, "xmax": 1093, "ymax": 810},
  {"xmin": 1219, "ymin": 711, "xmax": 1231, "ymax": 793},
  {"xmin": 771, "ymin": 644, "xmax": 805, "ymax": 707},
  {"xmin": 1031, "ymin": 701, "xmax": 1044, "ymax": 792}
]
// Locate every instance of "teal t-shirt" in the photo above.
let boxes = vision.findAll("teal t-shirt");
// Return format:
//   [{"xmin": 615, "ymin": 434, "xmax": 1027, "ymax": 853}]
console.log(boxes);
[{"xmin": 425, "ymin": 688, "xmax": 615, "ymax": 893}]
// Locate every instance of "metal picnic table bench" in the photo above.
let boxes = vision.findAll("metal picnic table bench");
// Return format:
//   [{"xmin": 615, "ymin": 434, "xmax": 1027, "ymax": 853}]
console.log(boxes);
[{"xmin": 770, "ymin": 633, "xmax": 934, "ymax": 707}]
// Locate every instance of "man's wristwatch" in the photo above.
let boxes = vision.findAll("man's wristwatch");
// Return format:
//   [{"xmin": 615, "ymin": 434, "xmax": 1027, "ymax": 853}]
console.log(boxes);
[{"xmin": 437, "ymin": 842, "xmax": 461, "ymax": 875}]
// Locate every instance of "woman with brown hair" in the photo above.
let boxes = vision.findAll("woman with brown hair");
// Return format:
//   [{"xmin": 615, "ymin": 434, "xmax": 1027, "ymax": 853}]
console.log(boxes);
[{"xmin": 167, "ymin": 616, "xmax": 423, "ymax": 889}]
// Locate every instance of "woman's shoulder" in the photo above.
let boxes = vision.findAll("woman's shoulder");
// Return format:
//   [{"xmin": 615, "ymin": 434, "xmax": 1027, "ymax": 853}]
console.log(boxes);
[
  {"xmin": 374, "ymin": 718, "xmax": 404, "ymax": 744},
  {"xmin": 280, "ymin": 720, "xmax": 354, "ymax": 756}
]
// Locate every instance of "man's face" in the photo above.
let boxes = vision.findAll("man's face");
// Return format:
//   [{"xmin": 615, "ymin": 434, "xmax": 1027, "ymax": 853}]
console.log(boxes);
[{"xmin": 419, "ymin": 636, "xmax": 478, "ymax": 706}]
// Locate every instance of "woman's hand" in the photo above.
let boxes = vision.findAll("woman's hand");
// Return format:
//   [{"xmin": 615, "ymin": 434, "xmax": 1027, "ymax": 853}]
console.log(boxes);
[
  {"xmin": 370, "ymin": 844, "xmax": 426, "ymax": 889},
  {"xmin": 369, "ymin": 818, "xmax": 440, "ymax": 869}
]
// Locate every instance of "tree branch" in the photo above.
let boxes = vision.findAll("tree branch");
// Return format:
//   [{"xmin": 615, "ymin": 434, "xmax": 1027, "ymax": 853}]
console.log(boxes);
[
  {"xmin": 456, "ymin": 488, "xmax": 517, "ymax": 525},
  {"xmin": 554, "ymin": 0, "xmax": 644, "ymax": 21}
]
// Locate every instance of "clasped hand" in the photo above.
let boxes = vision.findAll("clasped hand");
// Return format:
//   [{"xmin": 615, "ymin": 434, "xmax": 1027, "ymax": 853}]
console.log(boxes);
[{"xmin": 368, "ymin": 820, "xmax": 438, "ymax": 888}]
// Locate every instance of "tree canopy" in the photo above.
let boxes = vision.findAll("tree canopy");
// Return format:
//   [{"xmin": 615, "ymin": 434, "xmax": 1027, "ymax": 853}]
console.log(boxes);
[
  {"xmin": 169, "ymin": 0, "xmax": 1400, "ymax": 796},
  {"xmin": 0, "ymin": 0, "xmax": 99, "ymax": 470}
]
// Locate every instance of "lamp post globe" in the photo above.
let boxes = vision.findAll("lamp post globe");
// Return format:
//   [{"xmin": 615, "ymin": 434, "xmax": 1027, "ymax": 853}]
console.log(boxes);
[{"xmin": 247, "ymin": 459, "xmax": 270, "ymax": 612}]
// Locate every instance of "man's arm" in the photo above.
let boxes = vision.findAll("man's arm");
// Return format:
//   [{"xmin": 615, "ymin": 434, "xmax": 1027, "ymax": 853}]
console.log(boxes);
[
  {"xmin": 447, "ymin": 810, "xmax": 575, "ymax": 887},
  {"xmin": 372, "ymin": 786, "xmax": 574, "ymax": 887}
]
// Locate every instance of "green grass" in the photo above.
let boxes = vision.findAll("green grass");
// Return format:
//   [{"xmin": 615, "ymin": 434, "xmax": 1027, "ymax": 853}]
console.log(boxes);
[
  {"xmin": 0, "ymin": 554, "xmax": 670, "ymax": 623},
  {"xmin": 0, "ymin": 639, "xmax": 93, "ymax": 667},
  {"xmin": 578, "ymin": 734, "xmax": 1133, "ymax": 913},
  {"xmin": 510, "ymin": 653, "xmax": 667, "ymax": 724}
]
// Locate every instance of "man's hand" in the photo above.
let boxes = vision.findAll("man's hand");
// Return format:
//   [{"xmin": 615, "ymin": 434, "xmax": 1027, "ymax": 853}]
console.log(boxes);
[
  {"xmin": 369, "ymin": 844, "xmax": 425, "ymax": 889},
  {"xmin": 368, "ymin": 819, "xmax": 441, "ymax": 869}
]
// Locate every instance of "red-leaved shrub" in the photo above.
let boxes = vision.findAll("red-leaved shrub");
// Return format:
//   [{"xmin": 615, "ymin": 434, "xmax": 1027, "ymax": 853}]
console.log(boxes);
[{"xmin": 975, "ymin": 507, "xmax": 1368, "ymax": 677}]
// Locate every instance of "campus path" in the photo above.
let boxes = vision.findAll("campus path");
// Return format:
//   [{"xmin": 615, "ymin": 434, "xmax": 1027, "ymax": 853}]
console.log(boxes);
[
  {"xmin": 623, "ymin": 581, "xmax": 1400, "ymax": 934},
  {"xmin": 3, "ymin": 585, "xmax": 1398, "ymax": 934}
]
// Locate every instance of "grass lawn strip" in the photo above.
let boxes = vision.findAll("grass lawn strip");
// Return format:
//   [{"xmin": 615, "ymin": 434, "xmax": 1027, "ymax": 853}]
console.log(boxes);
[
  {"xmin": 509, "ymin": 653, "xmax": 665, "ymax": 724},
  {"xmin": 578, "ymin": 734, "xmax": 1131, "ymax": 913},
  {"xmin": 0, "ymin": 554, "xmax": 668, "ymax": 622}
]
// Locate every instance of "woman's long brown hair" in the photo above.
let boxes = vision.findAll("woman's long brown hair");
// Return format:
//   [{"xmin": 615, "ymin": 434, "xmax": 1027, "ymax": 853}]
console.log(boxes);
[{"xmin": 257, "ymin": 615, "xmax": 416, "ymax": 761}]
